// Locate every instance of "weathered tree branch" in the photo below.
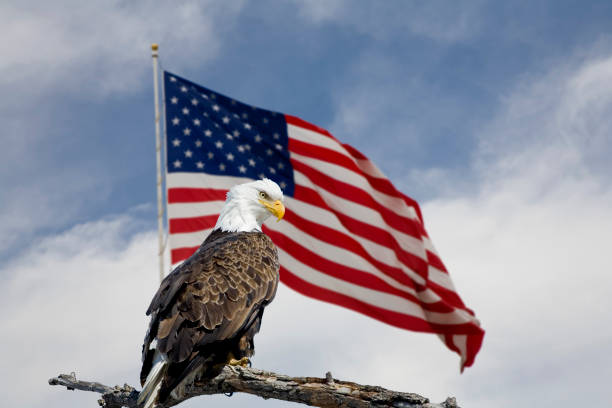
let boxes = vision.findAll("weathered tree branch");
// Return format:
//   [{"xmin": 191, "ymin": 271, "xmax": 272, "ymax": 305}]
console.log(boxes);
[{"xmin": 49, "ymin": 366, "xmax": 459, "ymax": 408}]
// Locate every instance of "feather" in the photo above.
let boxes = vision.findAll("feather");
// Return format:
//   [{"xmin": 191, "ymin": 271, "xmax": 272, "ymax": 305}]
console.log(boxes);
[
  {"xmin": 138, "ymin": 350, "xmax": 167, "ymax": 408},
  {"xmin": 157, "ymin": 314, "xmax": 178, "ymax": 339},
  {"xmin": 140, "ymin": 229, "xmax": 280, "ymax": 405}
]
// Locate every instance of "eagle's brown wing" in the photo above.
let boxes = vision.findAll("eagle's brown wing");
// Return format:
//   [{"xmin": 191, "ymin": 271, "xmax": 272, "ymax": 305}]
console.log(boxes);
[{"xmin": 140, "ymin": 230, "xmax": 279, "ymax": 385}]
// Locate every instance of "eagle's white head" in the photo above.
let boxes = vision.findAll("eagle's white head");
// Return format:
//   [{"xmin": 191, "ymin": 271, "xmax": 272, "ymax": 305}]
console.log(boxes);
[{"xmin": 214, "ymin": 178, "xmax": 285, "ymax": 232}]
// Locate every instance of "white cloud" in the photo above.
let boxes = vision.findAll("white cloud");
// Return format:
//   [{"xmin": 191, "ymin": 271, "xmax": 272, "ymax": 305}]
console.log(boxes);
[
  {"xmin": 0, "ymin": 1, "xmax": 246, "ymax": 99},
  {"xmin": 476, "ymin": 53, "xmax": 612, "ymax": 191},
  {"xmin": 292, "ymin": 0, "xmax": 483, "ymax": 43}
]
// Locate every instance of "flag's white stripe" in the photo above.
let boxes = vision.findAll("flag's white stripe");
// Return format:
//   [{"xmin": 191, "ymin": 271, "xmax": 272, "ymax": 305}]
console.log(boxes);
[
  {"xmin": 422, "ymin": 236, "xmax": 437, "ymax": 254},
  {"xmin": 353, "ymin": 157, "xmax": 387, "ymax": 179},
  {"xmin": 266, "ymin": 218, "xmax": 419, "ymax": 298},
  {"xmin": 293, "ymin": 170, "xmax": 428, "ymax": 260},
  {"xmin": 167, "ymin": 172, "xmax": 252, "ymax": 189},
  {"xmin": 288, "ymin": 123, "xmax": 350, "ymax": 157},
  {"xmin": 290, "ymin": 152, "xmax": 419, "ymax": 221},
  {"xmin": 168, "ymin": 201, "xmax": 225, "ymax": 219},
  {"xmin": 285, "ymin": 196, "xmax": 427, "ymax": 286},
  {"xmin": 453, "ymin": 334, "xmax": 468, "ymax": 366},
  {"xmin": 279, "ymin": 247, "xmax": 472, "ymax": 326},
  {"xmin": 428, "ymin": 266, "xmax": 456, "ymax": 292},
  {"xmin": 169, "ymin": 229, "xmax": 211, "ymax": 249}
]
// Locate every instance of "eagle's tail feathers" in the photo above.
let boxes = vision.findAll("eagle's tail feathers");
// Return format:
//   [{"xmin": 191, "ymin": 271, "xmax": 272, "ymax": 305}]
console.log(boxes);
[{"xmin": 138, "ymin": 350, "xmax": 167, "ymax": 408}]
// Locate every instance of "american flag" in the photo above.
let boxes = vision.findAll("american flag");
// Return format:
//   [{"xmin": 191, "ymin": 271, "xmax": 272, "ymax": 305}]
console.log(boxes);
[{"xmin": 163, "ymin": 71, "xmax": 484, "ymax": 370}]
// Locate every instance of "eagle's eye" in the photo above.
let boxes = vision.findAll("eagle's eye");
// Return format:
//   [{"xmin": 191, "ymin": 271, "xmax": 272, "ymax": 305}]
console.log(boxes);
[{"xmin": 259, "ymin": 191, "xmax": 269, "ymax": 200}]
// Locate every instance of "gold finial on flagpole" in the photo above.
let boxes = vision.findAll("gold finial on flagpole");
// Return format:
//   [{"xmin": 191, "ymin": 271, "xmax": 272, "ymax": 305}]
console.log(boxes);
[{"xmin": 151, "ymin": 43, "xmax": 159, "ymax": 52}]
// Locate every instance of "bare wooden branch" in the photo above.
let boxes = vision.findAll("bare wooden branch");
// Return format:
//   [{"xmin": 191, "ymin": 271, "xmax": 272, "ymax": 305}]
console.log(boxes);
[{"xmin": 49, "ymin": 366, "xmax": 459, "ymax": 408}]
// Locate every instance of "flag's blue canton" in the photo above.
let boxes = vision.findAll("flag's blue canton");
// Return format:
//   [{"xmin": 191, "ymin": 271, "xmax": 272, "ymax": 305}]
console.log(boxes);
[{"xmin": 164, "ymin": 71, "xmax": 295, "ymax": 196}]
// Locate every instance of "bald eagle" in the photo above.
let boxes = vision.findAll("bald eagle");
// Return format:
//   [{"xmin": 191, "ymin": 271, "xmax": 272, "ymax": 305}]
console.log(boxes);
[{"xmin": 138, "ymin": 179, "xmax": 285, "ymax": 408}]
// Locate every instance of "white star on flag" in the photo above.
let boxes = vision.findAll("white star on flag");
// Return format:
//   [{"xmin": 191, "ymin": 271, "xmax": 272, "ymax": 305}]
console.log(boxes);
[
  {"xmin": 171, "ymin": 97, "xmax": 178, "ymax": 104},
  {"xmin": 172, "ymin": 117, "xmax": 180, "ymax": 125}
]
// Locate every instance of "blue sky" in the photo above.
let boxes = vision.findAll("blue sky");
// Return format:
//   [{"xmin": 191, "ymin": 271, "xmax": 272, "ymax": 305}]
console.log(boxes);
[{"xmin": 1, "ymin": 1, "xmax": 612, "ymax": 407}]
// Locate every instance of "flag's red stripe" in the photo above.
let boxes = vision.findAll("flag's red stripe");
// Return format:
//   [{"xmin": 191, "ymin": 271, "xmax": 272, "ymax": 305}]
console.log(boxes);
[
  {"xmin": 171, "ymin": 246, "xmax": 199, "ymax": 264},
  {"xmin": 280, "ymin": 265, "xmax": 483, "ymax": 336},
  {"xmin": 290, "ymin": 138, "xmax": 415, "ymax": 209},
  {"xmin": 427, "ymin": 251, "xmax": 448, "ymax": 273},
  {"xmin": 280, "ymin": 265, "xmax": 434, "ymax": 332},
  {"xmin": 285, "ymin": 116, "xmax": 426, "ymax": 225},
  {"xmin": 291, "ymin": 159, "xmax": 423, "ymax": 240},
  {"xmin": 464, "ymin": 330, "xmax": 484, "ymax": 370},
  {"xmin": 266, "ymin": 227, "xmax": 415, "ymax": 301},
  {"xmin": 281, "ymin": 213, "xmax": 456, "ymax": 313},
  {"xmin": 293, "ymin": 184, "xmax": 429, "ymax": 280},
  {"xmin": 265, "ymin": 226, "xmax": 455, "ymax": 314},
  {"xmin": 169, "ymin": 214, "xmax": 217, "ymax": 234},
  {"xmin": 168, "ymin": 187, "xmax": 227, "ymax": 203},
  {"xmin": 282, "ymin": 208, "xmax": 417, "ymax": 290},
  {"xmin": 340, "ymin": 143, "xmax": 425, "ymax": 225},
  {"xmin": 428, "ymin": 281, "xmax": 467, "ymax": 310}
]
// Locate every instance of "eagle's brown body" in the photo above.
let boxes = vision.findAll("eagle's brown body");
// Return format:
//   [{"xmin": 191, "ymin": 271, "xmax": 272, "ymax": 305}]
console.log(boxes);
[{"xmin": 140, "ymin": 229, "xmax": 279, "ymax": 403}]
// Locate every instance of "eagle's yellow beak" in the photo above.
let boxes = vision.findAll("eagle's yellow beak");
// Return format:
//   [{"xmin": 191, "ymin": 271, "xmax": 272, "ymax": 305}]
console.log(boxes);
[{"xmin": 260, "ymin": 199, "xmax": 285, "ymax": 222}]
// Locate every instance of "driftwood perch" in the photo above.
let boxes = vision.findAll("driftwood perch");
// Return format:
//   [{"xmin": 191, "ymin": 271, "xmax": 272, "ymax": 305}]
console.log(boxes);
[{"xmin": 49, "ymin": 366, "xmax": 459, "ymax": 408}]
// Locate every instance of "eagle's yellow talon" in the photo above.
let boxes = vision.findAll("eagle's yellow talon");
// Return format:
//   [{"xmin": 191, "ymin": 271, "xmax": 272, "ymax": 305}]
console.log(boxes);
[{"xmin": 228, "ymin": 357, "xmax": 250, "ymax": 367}]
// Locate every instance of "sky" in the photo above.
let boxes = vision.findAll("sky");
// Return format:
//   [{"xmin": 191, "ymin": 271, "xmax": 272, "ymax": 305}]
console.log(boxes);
[{"xmin": 1, "ymin": 1, "xmax": 612, "ymax": 407}]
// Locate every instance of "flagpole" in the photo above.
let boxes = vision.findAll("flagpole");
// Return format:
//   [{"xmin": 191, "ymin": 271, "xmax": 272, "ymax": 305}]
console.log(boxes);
[{"xmin": 151, "ymin": 43, "xmax": 165, "ymax": 282}]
